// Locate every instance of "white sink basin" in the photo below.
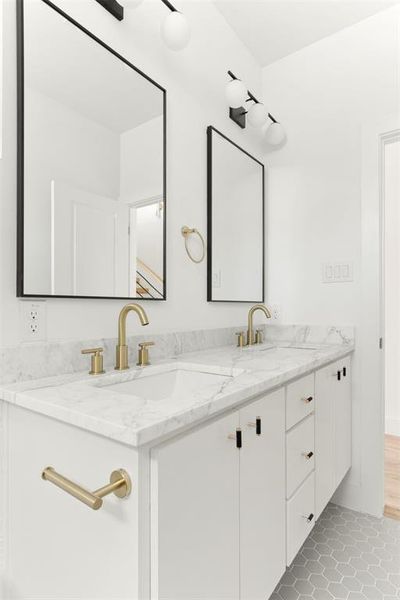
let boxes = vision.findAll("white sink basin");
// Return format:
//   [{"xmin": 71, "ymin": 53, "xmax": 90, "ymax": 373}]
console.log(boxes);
[{"xmin": 97, "ymin": 364, "xmax": 239, "ymax": 403}]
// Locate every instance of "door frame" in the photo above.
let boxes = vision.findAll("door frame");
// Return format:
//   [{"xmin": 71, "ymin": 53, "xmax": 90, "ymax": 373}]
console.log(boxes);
[{"xmin": 360, "ymin": 114, "xmax": 400, "ymax": 516}]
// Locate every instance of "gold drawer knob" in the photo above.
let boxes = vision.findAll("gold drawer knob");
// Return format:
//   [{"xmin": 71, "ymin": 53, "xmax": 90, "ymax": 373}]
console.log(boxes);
[{"xmin": 42, "ymin": 467, "xmax": 132, "ymax": 511}]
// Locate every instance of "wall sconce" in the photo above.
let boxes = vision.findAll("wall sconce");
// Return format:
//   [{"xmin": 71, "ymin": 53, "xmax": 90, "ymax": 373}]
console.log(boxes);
[
  {"xmin": 94, "ymin": 0, "xmax": 190, "ymax": 51},
  {"xmin": 225, "ymin": 71, "xmax": 286, "ymax": 145}
]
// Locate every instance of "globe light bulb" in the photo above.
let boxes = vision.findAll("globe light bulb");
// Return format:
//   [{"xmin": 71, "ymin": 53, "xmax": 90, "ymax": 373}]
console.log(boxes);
[
  {"xmin": 161, "ymin": 11, "xmax": 191, "ymax": 51},
  {"xmin": 265, "ymin": 122, "xmax": 286, "ymax": 145},
  {"xmin": 247, "ymin": 102, "xmax": 267, "ymax": 127},
  {"xmin": 225, "ymin": 78, "xmax": 248, "ymax": 108}
]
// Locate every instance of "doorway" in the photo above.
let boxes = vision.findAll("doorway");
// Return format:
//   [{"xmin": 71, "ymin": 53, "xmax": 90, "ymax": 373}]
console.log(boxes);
[{"xmin": 383, "ymin": 134, "xmax": 400, "ymax": 519}]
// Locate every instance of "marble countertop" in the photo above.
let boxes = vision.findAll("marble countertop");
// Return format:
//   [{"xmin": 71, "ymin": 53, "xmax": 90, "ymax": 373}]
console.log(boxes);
[{"xmin": 0, "ymin": 341, "xmax": 354, "ymax": 448}]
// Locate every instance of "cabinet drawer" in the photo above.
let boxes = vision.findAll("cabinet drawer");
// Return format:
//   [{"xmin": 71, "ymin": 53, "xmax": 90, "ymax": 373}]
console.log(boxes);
[
  {"xmin": 286, "ymin": 374, "xmax": 314, "ymax": 430},
  {"xmin": 286, "ymin": 414, "xmax": 315, "ymax": 498},
  {"xmin": 286, "ymin": 471, "xmax": 315, "ymax": 566}
]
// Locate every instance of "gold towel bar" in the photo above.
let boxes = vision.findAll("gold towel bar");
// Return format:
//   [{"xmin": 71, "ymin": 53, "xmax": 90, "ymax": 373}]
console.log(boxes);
[{"xmin": 41, "ymin": 466, "xmax": 132, "ymax": 511}]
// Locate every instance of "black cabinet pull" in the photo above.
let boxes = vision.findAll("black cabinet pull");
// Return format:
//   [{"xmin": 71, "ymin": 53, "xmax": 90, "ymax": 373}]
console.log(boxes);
[
  {"xmin": 342, "ymin": 366, "xmax": 347, "ymax": 377},
  {"xmin": 307, "ymin": 513, "xmax": 314, "ymax": 522},
  {"xmin": 256, "ymin": 417, "xmax": 261, "ymax": 436},
  {"xmin": 337, "ymin": 370, "xmax": 341, "ymax": 381},
  {"xmin": 236, "ymin": 429, "xmax": 242, "ymax": 449}
]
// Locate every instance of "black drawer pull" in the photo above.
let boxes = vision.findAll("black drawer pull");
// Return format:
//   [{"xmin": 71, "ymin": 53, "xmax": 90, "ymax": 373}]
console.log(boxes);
[
  {"xmin": 342, "ymin": 367, "xmax": 347, "ymax": 377},
  {"xmin": 303, "ymin": 451, "xmax": 314, "ymax": 460},
  {"xmin": 307, "ymin": 513, "xmax": 314, "ymax": 522},
  {"xmin": 256, "ymin": 417, "xmax": 261, "ymax": 435},
  {"xmin": 302, "ymin": 396, "xmax": 313, "ymax": 404},
  {"xmin": 337, "ymin": 370, "xmax": 341, "ymax": 381}
]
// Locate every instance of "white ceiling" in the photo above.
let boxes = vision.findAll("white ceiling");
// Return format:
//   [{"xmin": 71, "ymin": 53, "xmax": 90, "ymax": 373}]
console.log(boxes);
[
  {"xmin": 25, "ymin": 0, "xmax": 163, "ymax": 134},
  {"xmin": 213, "ymin": 0, "xmax": 400, "ymax": 66}
]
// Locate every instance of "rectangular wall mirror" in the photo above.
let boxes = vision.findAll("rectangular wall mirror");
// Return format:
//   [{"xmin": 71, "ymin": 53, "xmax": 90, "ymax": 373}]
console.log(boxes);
[
  {"xmin": 207, "ymin": 126, "xmax": 264, "ymax": 303},
  {"xmin": 17, "ymin": 0, "xmax": 166, "ymax": 300}
]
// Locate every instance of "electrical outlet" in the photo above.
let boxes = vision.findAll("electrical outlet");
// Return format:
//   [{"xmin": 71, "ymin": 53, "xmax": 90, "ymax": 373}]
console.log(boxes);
[
  {"xmin": 20, "ymin": 300, "xmax": 47, "ymax": 342},
  {"xmin": 212, "ymin": 270, "xmax": 221, "ymax": 288},
  {"xmin": 270, "ymin": 304, "xmax": 281, "ymax": 322}
]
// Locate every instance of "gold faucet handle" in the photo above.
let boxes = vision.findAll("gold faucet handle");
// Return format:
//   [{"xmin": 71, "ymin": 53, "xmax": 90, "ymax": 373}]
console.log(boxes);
[
  {"xmin": 235, "ymin": 332, "xmax": 245, "ymax": 348},
  {"xmin": 138, "ymin": 341, "xmax": 155, "ymax": 349},
  {"xmin": 81, "ymin": 347, "xmax": 105, "ymax": 375},
  {"xmin": 255, "ymin": 329, "xmax": 264, "ymax": 344},
  {"xmin": 137, "ymin": 341, "xmax": 155, "ymax": 367}
]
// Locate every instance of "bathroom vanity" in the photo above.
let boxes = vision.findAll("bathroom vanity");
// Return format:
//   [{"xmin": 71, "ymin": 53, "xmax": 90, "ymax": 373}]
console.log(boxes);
[{"xmin": 0, "ymin": 340, "xmax": 353, "ymax": 599}]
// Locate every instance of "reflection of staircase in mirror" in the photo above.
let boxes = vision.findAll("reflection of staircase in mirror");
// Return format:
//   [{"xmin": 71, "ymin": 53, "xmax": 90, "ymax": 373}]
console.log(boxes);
[{"xmin": 136, "ymin": 258, "xmax": 163, "ymax": 299}]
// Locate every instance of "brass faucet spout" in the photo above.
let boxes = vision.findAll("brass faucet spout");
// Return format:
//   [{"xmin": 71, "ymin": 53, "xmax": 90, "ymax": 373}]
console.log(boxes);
[
  {"xmin": 247, "ymin": 304, "xmax": 271, "ymax": 346},
  {"xmin": 115, "ymin": 303, "xmax": 149, "ymax": 370}
]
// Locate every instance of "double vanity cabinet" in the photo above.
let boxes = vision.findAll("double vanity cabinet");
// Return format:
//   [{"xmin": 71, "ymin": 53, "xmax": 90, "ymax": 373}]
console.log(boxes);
[{"xmin": 1, "ymin": 347, "xmax": 352, "ymax": 600}]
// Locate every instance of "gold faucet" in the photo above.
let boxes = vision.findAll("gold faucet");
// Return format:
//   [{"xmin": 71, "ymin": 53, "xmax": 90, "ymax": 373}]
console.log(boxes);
[
  {"xmin": 247, "ymin": 304, "xmax": 271, "ymax": 346},
  {"xmin": 115, "ymin": 303, "xmax": 149, "ymax": 370}
]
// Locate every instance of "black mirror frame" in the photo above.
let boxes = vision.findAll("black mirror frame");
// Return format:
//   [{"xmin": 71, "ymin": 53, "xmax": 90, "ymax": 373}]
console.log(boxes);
[
  {"xmin": 207, "ymin": 126, "xmax": 265, "ymax": 303},
  {"xmin": 16, "ymin": 0, "xmax": 167, "ymax": 301}
]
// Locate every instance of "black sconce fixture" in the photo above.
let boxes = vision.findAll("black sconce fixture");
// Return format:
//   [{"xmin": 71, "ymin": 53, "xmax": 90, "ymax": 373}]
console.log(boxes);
[
  {"xmin": 226, "ymin": 70, "xmax": 278, "ymax": 130},
  {"xmin": 94, "ymin": 0, "xmax": 124, "ymax": 21},
  {"xmin": 94, "ymin": 0, "xmax": 190, "ymax": 51}
]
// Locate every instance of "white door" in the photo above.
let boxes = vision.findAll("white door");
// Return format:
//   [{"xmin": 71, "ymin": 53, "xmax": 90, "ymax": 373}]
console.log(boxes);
[
  {"xmin": 51, "ymin": 180, "xmax": 129, "ymax": 296},
  {"xmin": 151, "ymin": 413, "xmax": 240, "ymax": 600},
  {"xmin": 334, "ymin": 357, "xmax": 352, "ymax": 487},
  {"xmin": 315, "ymin": 362, "xmax": 336, "ymax": 519},
  {"xmin": 239, "ymin": 390, "xmax": 286, "ymax": 600}
]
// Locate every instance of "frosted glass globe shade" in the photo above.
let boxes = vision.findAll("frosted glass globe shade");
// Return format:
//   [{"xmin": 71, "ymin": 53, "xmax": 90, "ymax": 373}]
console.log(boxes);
[
  {"xmin": 161, "ymin": 11, "xmax": 191, "ymax": 51},
  {"xmin": 247, "ymin": 102, "xmax": 267, "ymax": 127},
  {"xmin": 225, "ymin": 79, "xmax": 247, "ymax": 108},
  {"xmin": 265, "ymin": 122, "xmax": 286, "ymax": 145}
]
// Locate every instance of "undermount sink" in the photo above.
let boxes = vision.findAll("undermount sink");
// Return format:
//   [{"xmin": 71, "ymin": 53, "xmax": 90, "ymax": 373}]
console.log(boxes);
[
  {"xmin": 97, "ymin": 364, "xmax": 239, "ymax": 402},
  {"xmin": 245, "ymin": 343, "xmax": 319, "ymax": 352}
]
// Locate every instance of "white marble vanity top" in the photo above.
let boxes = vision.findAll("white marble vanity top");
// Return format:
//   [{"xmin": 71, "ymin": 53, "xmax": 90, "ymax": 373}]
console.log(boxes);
[{"xmin": 0, "ymin": 341, "xmax": 354, "ymax": 447}]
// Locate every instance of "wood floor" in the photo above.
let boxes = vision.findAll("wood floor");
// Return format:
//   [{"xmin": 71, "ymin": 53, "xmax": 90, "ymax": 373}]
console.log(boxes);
[{"xmin": 384, "ymin": 433, "xmax": 400, "ymax": 520}]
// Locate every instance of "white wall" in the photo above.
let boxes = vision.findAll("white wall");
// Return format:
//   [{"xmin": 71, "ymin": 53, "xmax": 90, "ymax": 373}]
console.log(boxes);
[
  {"xmin": 0, "ymin": 0, "xmax": 265, "ymax": 346},
  {"xmin": 24, "ymin": 87, "xmax": 120, "ymax": 294},
  {"xmin": 384, "ymin": 139, "xmax": 400, "ymax": 437},
  {"xmin": 120, "ymin": 116, "xmax": 163, "ymax": 204},
  {"xmin": 262, "ymin": 7, "xmax": 400, "ymax": 515}
]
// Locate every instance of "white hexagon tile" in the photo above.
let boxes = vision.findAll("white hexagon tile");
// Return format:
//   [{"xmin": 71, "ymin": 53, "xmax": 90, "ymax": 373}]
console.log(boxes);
[{"xmin": 270, "ymin": 504, "xmax": 400, "ymax": 600}]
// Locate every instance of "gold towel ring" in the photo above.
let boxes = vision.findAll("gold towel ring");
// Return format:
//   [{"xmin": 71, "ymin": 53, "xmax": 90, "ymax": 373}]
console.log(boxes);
[{"xmin": 181, "ymin": 226, "xmax": 206, "ymax": 264}]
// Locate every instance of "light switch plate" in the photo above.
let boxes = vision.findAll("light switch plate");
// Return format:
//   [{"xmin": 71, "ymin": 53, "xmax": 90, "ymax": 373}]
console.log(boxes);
[{"xmin": 322, "ymin": 262, "xmax": 353, "ymax": 283}]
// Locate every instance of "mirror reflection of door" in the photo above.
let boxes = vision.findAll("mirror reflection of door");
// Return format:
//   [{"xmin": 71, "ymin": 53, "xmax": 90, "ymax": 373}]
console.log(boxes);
[{"xmin": 19, "ymin": 0, "xmax": 166, "ymax": 299}]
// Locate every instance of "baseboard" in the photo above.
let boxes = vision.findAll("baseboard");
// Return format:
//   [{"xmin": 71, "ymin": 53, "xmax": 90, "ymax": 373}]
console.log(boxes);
[
  {"xmin": 385, "ymin": 418, "xmax": 400, "ymax": 436},
  {"xmin": 332, "ymin": 481, "xmax": 363, "ymax": 513}
]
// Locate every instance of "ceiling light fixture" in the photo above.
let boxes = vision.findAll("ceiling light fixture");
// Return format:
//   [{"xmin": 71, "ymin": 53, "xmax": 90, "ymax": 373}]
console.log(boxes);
[
  {"xmin": 94, "ymin": 0, "xmax": 190, "ymax": 51},
  {"xmin": 226, "ymin": 71, "xmax": 285, "ymax": 144}
]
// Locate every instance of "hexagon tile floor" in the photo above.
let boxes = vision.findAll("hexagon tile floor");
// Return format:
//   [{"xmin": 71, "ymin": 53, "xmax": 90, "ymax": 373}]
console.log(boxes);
[{"xmin": 270, "ymin": 503, "xmax": 400, "ymax": 600}]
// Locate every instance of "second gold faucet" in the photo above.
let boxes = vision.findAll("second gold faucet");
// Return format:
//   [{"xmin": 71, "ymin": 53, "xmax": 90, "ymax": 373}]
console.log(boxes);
[{"xmin": 246, "ymin": 304, "xmax": 271, "ymax": 346}]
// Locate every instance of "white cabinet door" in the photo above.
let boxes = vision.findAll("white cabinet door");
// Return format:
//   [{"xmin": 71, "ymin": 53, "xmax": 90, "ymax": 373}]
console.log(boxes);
[
  {"xmin": 334, "ymin": 356, "xmax": 352, "ymax": 487},
  {"xmin": 239, "ymin": 389, "xmax": 286, "ymax": 600},
  {"xmin": 151, "ymin": 412, "xmax": 240, "ymax": 600},
  {"xmin": 315, "ymin": 362, "xmax": 335, "ymax": 519},
  {"xmin": 7, "ymin": 406, "xmax": 139, "ymax": 600},
  {"xmin": 315, "ymin": 357, "xmax": 352, "ymax": 519}
]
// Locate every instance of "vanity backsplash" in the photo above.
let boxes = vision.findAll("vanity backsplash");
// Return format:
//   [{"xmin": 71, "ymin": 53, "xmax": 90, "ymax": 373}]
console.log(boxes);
[{"xmin": 0, "ymin": 325, "xmax": 354, "ymax": 386}]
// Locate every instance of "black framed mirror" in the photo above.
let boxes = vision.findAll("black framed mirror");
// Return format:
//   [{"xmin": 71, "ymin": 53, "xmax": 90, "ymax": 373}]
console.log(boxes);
[
  {"xmin": 207, "ymin": 126, "xmax": 265, "ymax": 303},
  {"xmin": 17, "ymin": 0, "xmax": 166, "ymax": 300}
]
